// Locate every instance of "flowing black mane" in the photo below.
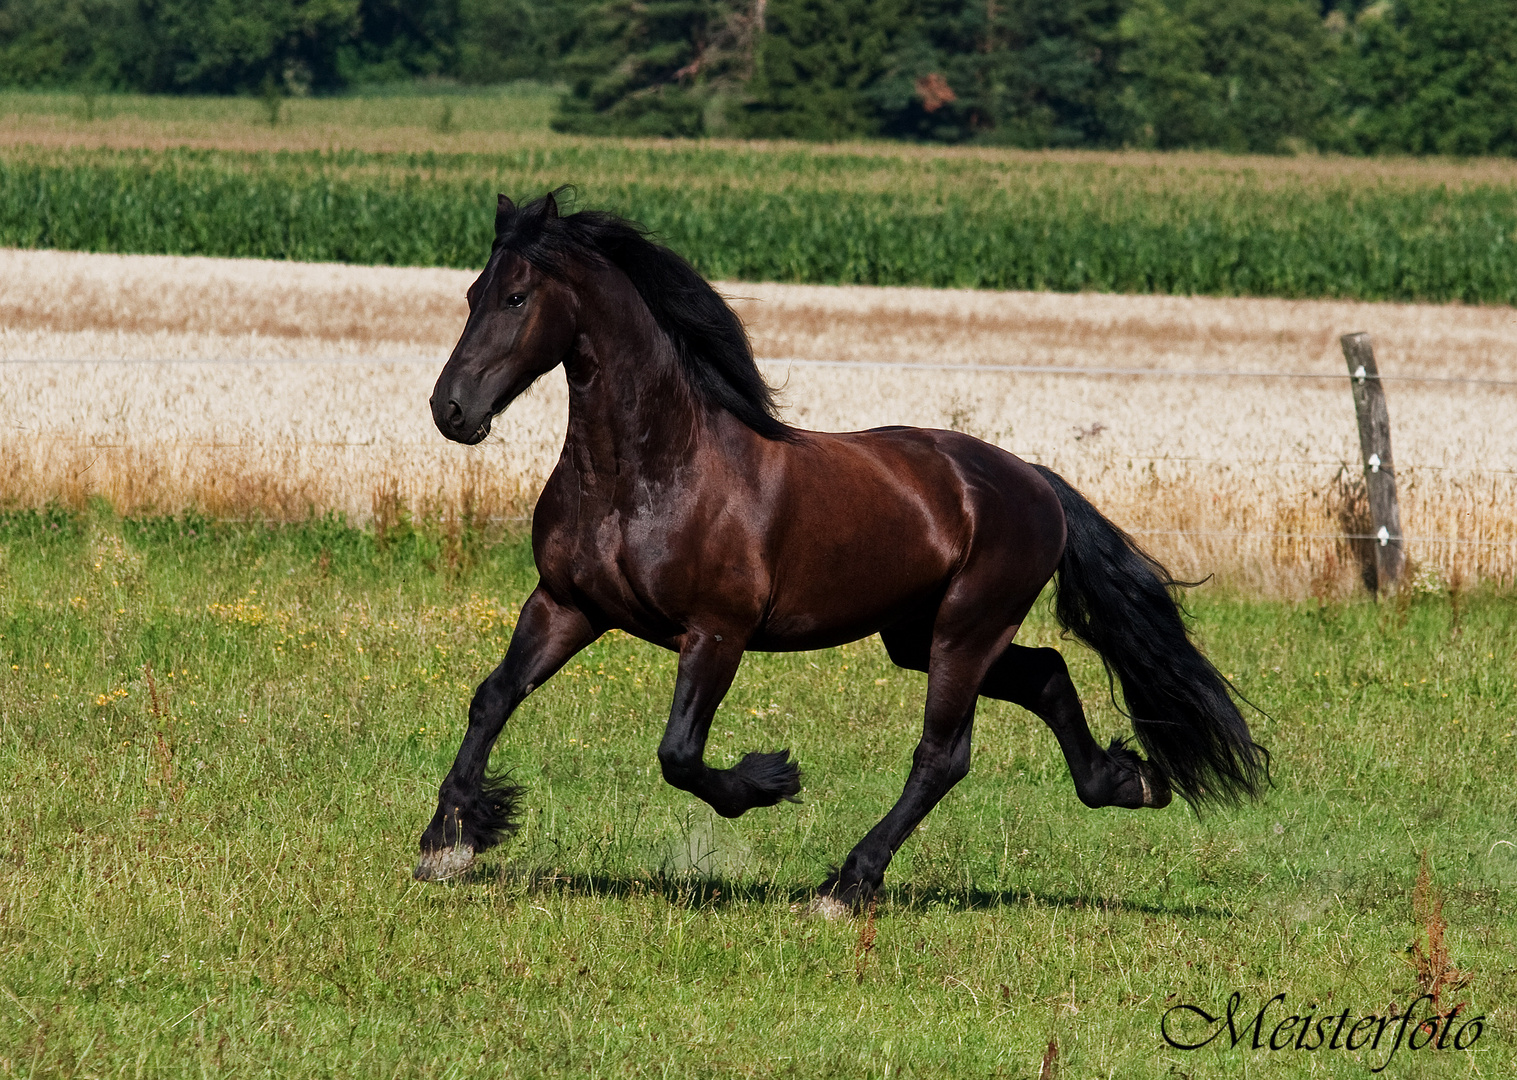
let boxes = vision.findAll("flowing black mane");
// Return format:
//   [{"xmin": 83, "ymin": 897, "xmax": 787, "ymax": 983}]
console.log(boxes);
[{"xmin": 492, "ymin": 191, "xmax": 792, "ymax": 441}]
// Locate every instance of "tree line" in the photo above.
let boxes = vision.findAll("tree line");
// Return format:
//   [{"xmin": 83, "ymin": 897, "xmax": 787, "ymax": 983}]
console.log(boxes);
[{"xmin": 2, "ymin": 0, "xmax": 1514, "ymax": 155}]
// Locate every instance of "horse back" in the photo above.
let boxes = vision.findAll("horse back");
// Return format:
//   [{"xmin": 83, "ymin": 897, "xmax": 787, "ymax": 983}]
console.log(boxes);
[{"xmin": 751, "ymin": 425, "xmax": 1065, "ymax": 648}]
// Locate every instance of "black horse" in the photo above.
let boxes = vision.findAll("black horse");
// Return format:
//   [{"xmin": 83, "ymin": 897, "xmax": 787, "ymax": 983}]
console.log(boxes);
[{"xmin": 415, "ymin": 192, "xmax": 1267, "ymax": 911}]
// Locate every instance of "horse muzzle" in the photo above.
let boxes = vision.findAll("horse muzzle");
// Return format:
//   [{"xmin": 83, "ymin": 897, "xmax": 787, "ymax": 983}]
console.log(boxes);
[{"xmin": 430, "ymin": 393, "xmax": 493, "ymax": 445}]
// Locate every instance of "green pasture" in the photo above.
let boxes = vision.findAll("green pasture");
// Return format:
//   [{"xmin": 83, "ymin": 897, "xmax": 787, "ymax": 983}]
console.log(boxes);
[
  {"xmin": 0, "ymin": 85, "xmax": 563, "ymax": 135},
  {"xmin": 1, "ymin": 509, "xmax": 1513, "ymax": 1077}
]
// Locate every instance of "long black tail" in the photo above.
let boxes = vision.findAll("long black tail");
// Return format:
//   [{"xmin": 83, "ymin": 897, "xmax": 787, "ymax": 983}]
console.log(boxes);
[{"xmin": 1033, "ymin": 464, "xmax": 1268, "ymax": 808}]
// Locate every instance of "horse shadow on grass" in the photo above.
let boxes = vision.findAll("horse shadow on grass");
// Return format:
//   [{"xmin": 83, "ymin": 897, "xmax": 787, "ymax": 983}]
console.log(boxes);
[{"xmin": 437, "ymin": 864, "xmax": 1236, "ymax": 921}]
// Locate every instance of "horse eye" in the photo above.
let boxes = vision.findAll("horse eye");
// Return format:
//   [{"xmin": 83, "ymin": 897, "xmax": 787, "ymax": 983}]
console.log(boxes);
[{"xmin": 506, "ymin": 293, "xmax": 527, "ymax": 308}]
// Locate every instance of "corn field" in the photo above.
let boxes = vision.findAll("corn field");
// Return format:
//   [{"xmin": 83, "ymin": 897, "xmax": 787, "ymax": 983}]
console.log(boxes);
[{"xmin": 2, "ymin": 138, "xmax": 1517, "ymax": 301}]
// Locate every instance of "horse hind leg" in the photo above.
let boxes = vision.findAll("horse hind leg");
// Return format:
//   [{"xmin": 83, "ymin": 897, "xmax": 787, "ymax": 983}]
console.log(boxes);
[
  {"xmin": 816, "ymin": 643, "xmax": 985, "ymax": 912},
  {"xmin": 888, "ymin": 621, "xmax": 1168, "ymax": 810},
  {"xmin": 815, "ymin": 598, "xmax": 1165, "ymax": 912},
  {"xmin": 980, "ymin": 643, "xmax": 1170, "ymax": 810}
]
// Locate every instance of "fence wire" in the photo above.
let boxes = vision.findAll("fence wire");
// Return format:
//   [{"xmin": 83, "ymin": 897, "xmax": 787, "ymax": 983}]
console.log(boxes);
[
  {"xmin": 7, "ymin": 355, "xmax": 1517, "ymax": 389},
  {"xmin": 8, "ymin": 354, "xmax": 1516, "ymax": 548}
]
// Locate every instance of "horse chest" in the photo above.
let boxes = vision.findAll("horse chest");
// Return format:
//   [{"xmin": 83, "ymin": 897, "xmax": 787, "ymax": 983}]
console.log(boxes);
[{"xmin": 536, "ymin": 506, "xmax": 684, "ymax": 630}]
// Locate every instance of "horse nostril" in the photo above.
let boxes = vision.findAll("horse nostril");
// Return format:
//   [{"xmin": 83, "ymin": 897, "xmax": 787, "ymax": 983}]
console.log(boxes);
[{"xmin": 446, "ymin": 399, "xmax": 464, "ymax": 430}]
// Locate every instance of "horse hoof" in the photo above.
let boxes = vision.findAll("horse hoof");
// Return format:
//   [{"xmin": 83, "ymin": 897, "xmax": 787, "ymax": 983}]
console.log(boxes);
[
  {"xmin": 1140, "ymin": 767, "xmax": 1173, "ymax": 809},
  {"xmin": 1106, "ymin": 738, "xmax": 1172, "ymax": 810},
  {"xmin": 414, "ymin": 845, "xmax": 475, "ymax": 882},
  {"xmin": 796, "ymin": 894, "xmax": 851, "ymax": 921}
]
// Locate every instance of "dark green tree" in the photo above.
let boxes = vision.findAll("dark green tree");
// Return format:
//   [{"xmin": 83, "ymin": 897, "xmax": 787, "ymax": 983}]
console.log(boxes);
[
  {"xmin": 867, "ymin": 0, "xmax": 1131, "ymax": 146},
  {"xmin": 457, "ymin": 0, "xmax": 582, "ymax": 83},
  {"xmin": 335, "ymin": 0, "xmax": 460, "ymax": 86},
  {"xmin": 0, "ymin": 0, "xmax": 482, "ymax": 92},
  {"xmin": 739, "ymin": 0, "xmax": 912, "ymax": 139},
  {"xmin": 1337, "ymin": 0, "xmax": 1517, "ymax": 155},
  {"xmin": 554, "ymin": 0, "xmax": 758, "ymax": 137},
  {"xmin": 1117, "ymin": 0, "xmax": 1336, "ymax": 152},
  {"xmin": 0, "ymin": 0, "xmax": 151, "ymax": 87},
  {"xmin": 136, "ymin": 0, "xmax": 361, "ymax": 93}
]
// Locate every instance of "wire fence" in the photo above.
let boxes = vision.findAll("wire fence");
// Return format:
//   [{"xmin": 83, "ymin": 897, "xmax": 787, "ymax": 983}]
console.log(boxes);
[
  {"xmin": 765, "ymin": 358, "xmax": 1517, "ymax": 389},
  {"xmin": 8, "ymin": 354, "xmax": 1517, "ymax": 390},
  {"xmin": 1127, "ymin": 529, "xmax": 1515, "ymax": 548},
  {"xmin": 8, "ymin": 353, "xmax": 1516, "ymax": 550},
  {"xmin": 33, "ymin": 438, "xmax": 1517, "ymax": 477},
  {"xmin": 18, "ymin": 433, "xmax": 1516, "ymax": 477}
]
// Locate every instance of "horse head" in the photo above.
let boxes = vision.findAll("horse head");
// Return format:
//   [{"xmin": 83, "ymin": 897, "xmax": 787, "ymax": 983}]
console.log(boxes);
[{"xmin": 430, "ymin": 193, "xmax": 578, "ymax": 445}]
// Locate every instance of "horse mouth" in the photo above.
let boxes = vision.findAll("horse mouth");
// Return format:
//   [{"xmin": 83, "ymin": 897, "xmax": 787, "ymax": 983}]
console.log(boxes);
[
  {"xmin": 445, "ymin": 415, "xmax": 492, "ymax": 445},
  {"xmin": 457, "ymin": 387, "xmax": 519, "ymax": 445}
]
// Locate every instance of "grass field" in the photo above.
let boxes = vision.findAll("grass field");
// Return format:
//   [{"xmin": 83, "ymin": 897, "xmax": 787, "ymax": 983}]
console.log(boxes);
[
  {"xmin": 4, "ymin": 90, "xmax": 1517, "ymax": 302},
  {"xmin": 0, "ymin": 85, "xmax": 564, "ymax": 137},
  {"xmin": 1, "ymin": 511, "xmax": 1514, "ymax": 1077}
]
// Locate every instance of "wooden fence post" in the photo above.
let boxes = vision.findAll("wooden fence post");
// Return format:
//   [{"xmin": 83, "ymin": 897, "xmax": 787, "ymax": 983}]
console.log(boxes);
[{"xmin": 1341, "ymin": 332, "xmax": 1405, "ymax": 591}]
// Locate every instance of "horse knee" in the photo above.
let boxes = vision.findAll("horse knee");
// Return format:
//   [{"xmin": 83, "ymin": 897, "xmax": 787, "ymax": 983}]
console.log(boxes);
[
  {"xmin": 656, "ymin": 743, "xmax": 700, "ymax": 790},
  {"xmin": 468, "ymin": 665, "xmax": 516, "ymax": 719},
  {"xmin": 911, "ymin": 736, "xmax": 973, "ymax": 790},
  {"xmin": 1014, "ymin": 647, "xmax": 1075, "ymax": 711},
  {"xmin": 945, "ymin": 741, "xmax": 973, "ymax": 786}
]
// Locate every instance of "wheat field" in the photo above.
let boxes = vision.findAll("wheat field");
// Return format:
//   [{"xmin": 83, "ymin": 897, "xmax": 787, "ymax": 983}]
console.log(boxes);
[{"xmin": 4, "ymin": 247, "xmax": 1515, "ymax": 594}]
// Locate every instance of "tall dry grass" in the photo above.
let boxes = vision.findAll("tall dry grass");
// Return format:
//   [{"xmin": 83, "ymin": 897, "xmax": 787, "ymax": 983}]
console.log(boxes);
[
  {"xmin": 9, "ymin": 92, "xmax": 1517, "ymax": 191},
  {"xmin": 4, "ymin": 248, "xmax": 1515, "ymax": 594}
]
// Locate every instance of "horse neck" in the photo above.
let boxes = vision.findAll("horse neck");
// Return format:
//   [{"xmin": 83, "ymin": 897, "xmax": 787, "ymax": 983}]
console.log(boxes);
[{"xmin": 560, "ymin": 271, "xmax": 708, "ymax": 484}]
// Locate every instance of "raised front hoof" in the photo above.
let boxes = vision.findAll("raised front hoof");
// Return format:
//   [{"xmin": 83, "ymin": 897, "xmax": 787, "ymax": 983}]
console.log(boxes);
[
  {"xmin": 733, "ymin": 749, "xmax": 803, "ymax": 809},
  {"xmin": 414, "ymin": 845, "xmax": 475, "ymax": 882},
  {"xmin": 1107, "ymin": 739, "xmax": 1172, "ymax": 810}
]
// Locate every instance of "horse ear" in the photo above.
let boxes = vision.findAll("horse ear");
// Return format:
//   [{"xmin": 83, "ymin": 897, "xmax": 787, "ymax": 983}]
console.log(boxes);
[
  {"xmin": 543, "ymin": 190, "xmax": 560, "ymax": 220},
  {"xmin": 495, "ymin": 194, "xmax": 514, "ymax": 234}
]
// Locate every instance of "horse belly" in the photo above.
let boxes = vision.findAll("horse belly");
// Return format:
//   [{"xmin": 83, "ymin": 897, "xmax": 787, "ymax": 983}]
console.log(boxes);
[{"xmin": 750, "ymin": 531, "xmax": 951, "ymax": 651}]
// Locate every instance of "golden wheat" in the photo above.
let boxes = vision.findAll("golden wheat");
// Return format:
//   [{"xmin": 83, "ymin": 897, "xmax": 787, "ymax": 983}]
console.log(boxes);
[{"xmin": 4, "ymin": 248, "xmax": 1515, "ymax": 593}]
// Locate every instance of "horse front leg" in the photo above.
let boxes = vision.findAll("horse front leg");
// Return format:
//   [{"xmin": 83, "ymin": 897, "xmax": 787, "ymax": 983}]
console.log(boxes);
[
  {"xmin": 415, "ymin": 586, "xmax": 596, "ymax": 881},
  {"xmin": 657, "ymin": 632, "xmax": 801, "ymax": 819}
]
